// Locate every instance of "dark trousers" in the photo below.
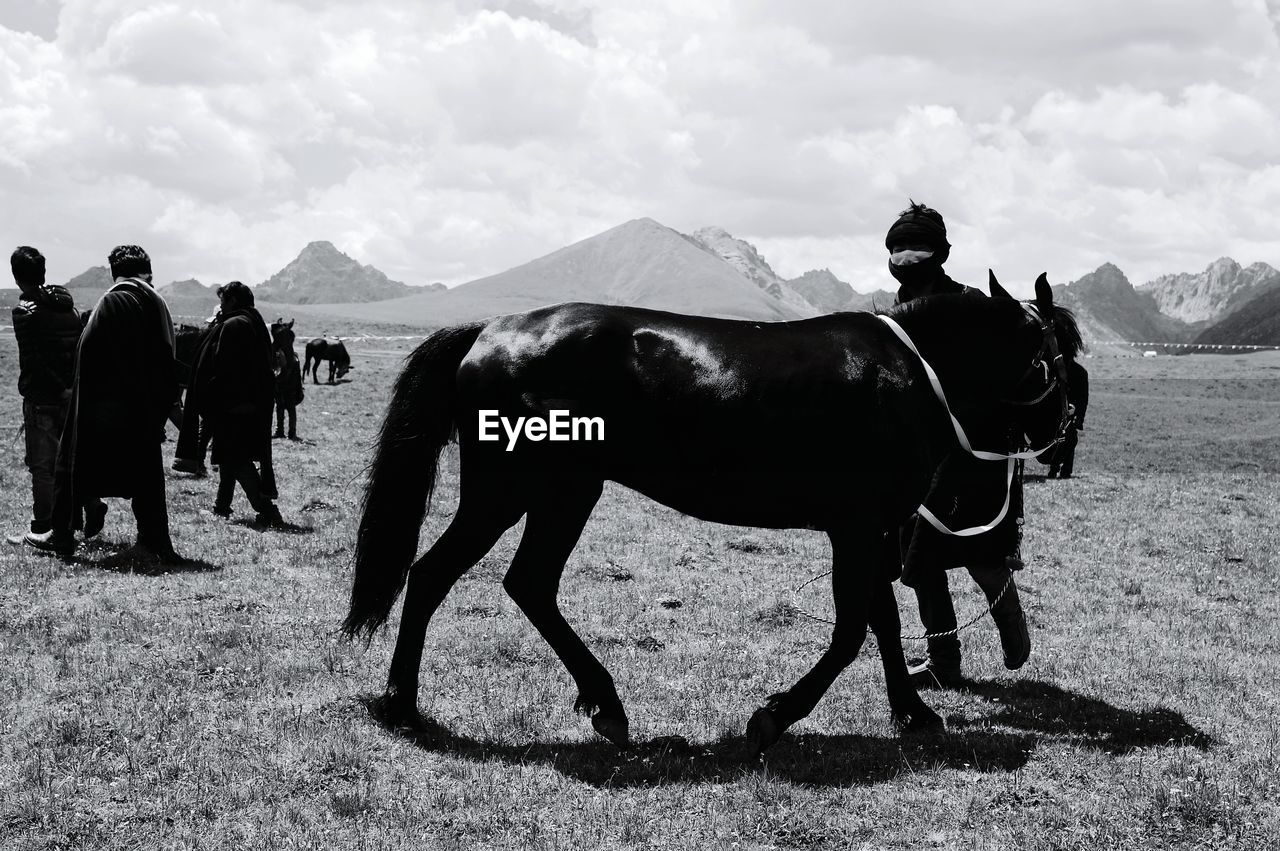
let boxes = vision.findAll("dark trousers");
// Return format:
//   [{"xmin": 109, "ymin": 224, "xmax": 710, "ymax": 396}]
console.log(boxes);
[
  {"xmin": 131, "ymin": 446, "xmax": 174, "ymax": 553},
  {"xmin": 53, "ymin": 442, "xmax": 174, "ymax": 553},
  {"xmin": 275, "ymin": 404, "xmax": 296, "ymax": 438},
  {"xmin": 23, "ymin": 400, "xmax": 66, "ymax": 534},
  {"xmin": 912, "ymin": 561, "xmax": 1014, "ymax": 667},
  {"xmin": 1048, "ymin": 428, "xmax": 1078, "ymax": 478},
  {"xmin": 216, "ymin": 461, "xmax": 272, "ymax": 513}
]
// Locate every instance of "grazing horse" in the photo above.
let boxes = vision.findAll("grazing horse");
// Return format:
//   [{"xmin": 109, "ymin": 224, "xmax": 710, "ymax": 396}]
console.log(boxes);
[
  {"xmin": 342, "ymin": 274, "xmax": 1077, "ymax": 754},
  {"xmin": 270, "ymin": 319, "xmax": 305, "ymax": 439},
  {"xmin": 303, "ymin": 337, "xmax": 352, "ymax": 384}
]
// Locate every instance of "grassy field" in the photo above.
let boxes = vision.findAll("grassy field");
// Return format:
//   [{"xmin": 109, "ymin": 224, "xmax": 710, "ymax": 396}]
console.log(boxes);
[{"xmin": 1, "ymin": 325, "xmax": 1278, "ymax": 850}]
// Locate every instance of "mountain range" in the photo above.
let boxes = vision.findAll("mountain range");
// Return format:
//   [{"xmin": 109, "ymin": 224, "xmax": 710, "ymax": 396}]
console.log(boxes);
[{"xmin": 14, "ymin": 220, "xmax": 1280, "ymax": 348}]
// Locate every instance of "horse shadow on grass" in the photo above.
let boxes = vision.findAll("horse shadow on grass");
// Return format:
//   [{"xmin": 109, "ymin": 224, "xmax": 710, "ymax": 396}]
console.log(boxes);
[
  {"xmin": 355, "ymin": 677, "xmax": 1213, "ymax": 788},
  {"xmin": 355, "ymin": 696, "xmax": 1032, "ymax": 788}
]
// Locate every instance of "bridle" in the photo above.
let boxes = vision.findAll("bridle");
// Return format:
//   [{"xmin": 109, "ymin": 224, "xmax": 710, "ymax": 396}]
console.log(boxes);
[
  {"xmin": 1004, "ymin": 302, "xmax": 1074, "ymax": 450},
  {"xmin": 875, "ymin": 301, "xmax": 1072, "ymax": 538}
]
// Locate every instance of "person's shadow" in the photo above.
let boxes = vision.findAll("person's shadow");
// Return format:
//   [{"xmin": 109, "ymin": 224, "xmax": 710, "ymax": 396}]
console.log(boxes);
[
  {"xmin": 955, "ymin": 678, "xmax": 1215, "ymax": 753},
  {"xmin": 66, "ymin": 541, "xmax": 221, "ymax": 575},
  {"xmin": 352, "ymin": 677, "xmax": 1211, "ymax": 788}
]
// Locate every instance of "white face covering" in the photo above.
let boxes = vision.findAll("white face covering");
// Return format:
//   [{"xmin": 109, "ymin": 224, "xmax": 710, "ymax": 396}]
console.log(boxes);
[{"xmin": 889, "ymin": 248, "xmax": 935, "ymax": 266}]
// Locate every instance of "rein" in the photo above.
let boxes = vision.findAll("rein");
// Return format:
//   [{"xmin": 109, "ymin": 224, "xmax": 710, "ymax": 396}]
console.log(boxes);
[{"xmin": 791, "ymin": 565, "xmax": 1015, "ymax": 637}]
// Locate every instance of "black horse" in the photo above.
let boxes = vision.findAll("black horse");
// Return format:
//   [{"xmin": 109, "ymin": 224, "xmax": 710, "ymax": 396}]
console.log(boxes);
[
  {"xmin": 342, "ymin": 274, "xmax": 1080, "ymax": 754},
  {"xmin": 270, "ymin": 319, "xmax": 305, "ymax": 439},
  {"xmin": 303, "ymin": 337, "xmax": 352, "ymax": 384}
]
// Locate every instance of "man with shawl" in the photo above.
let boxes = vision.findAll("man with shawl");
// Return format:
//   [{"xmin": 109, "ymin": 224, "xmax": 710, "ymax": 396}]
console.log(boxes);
[
  {"xmin": 38, "ymin": 245, "xmax": 182, "ymax": 562},
  {"xmin": 177, "ymin": 281, "xmax": 285, "ymax": 526},
  {"xmin": 883, "ymin": 202, "xmax": 1031, "ymax": 688}
]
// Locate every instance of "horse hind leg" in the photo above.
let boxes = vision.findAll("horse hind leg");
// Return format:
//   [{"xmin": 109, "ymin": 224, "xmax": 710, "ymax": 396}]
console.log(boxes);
[
  {"xmin": 382, "ymin": 498, "xmax": 524, "ymax": 722},
  {"xmin": 500, "ymin": 481, "xmax": 631, "ymax": 747}
]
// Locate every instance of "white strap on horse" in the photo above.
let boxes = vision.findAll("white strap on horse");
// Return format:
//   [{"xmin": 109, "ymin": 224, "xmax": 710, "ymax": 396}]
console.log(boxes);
[{"xmin": 877, "ymin": 311, "xmax": 1057, "ymax": 538}]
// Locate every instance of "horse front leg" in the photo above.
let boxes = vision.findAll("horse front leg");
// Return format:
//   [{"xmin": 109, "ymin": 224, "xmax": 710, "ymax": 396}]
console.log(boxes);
[{"xmin": 746, "ymin": 528, "xmax": 872, "ymax": 754}]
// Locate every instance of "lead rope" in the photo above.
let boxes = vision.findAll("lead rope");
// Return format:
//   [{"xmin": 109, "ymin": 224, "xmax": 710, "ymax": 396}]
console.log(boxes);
[{"xmin": 790, "ymin": 568, "xmax": 1015, "ymax": 638}]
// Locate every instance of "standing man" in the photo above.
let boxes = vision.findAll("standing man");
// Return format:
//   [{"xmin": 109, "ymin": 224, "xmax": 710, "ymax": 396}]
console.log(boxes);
[
  {"xmin": 177, "ymin": 281, "xmax": 285, "ymax": 526},
  {"xmin": 884, "ymin": 202, "xmax": 1031, "ymax": 688},
  {"xmin": 5, "ymin": 247, "xmax": 106, "ymax": 546},
  {"xmin": 37, "ymin": 245, "xmax": 183, "ymax": 563}
]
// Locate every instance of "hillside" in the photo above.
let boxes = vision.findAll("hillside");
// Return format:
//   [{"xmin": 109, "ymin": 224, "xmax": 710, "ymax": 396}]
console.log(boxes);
[
  {"xmin": 1193, "ymin": 285, "xmax": 1280, "ymax": 347},
  {"xmin": 1055, "ymin": 263, "xmax": 1193, "ymax": 344},
  {"xmin": 687, "ymin": 226, "xmax": 818, "ymax": 317},
  {"xmin": 1139, "ymin": 258, "xmax": 1280, "ymax": 325},
  {"xmin": 294, "ymin": 218, "xmax": 817, "ymax": 326},
  {"xmin": 254, "ymin": 241, "xmax": 414, "ymax": 304},
  {"xmin": 786, "ymin": 268, "xmax": 895, "ymax": 313},
  {"xmin": 157, "ymin": 278, "xmax": 213, "ymax": 299}
]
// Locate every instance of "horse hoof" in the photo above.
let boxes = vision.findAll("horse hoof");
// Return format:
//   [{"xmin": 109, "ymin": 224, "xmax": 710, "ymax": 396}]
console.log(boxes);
[
  {"xmin": 897, "ymin": 705, "xmax": 945, "ymax": 736},
  {"xmin": 746, "ymin": 707, "xmax": 782, "ymax": 755},
  {"xmin": 372, "ymin": 691, "xmax": 421, "ymax": 728},
  {"xmin": 591, "ymin": 713, "xmax": 631, "ymax": 749}
]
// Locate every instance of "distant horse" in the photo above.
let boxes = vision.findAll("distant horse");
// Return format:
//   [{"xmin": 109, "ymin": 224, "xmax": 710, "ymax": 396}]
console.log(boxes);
[
  {"xmin": 303, "ymin": 337, "xmax": 352, "ymax": 384},
  {"xmin": 342, "ymin": 274, "xmax": 1080, "ymax": 754},
  {"xmin": 271, "ymin": 319, "xmax": 305, "ymax": 439}
]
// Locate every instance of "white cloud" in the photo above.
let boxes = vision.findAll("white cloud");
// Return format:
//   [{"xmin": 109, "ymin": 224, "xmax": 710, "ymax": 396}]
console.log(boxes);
[{"xmin": 0, "ymin": 0, "xmax": 1277, "ymax": 298}]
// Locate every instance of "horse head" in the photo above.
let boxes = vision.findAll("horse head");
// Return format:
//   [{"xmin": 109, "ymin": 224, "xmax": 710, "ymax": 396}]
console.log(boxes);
[
  {"xmin": 988, "ymin": 271, "xmax": 1084, "ymax": 458},
  {"xmin": 271, "ymin": 318, "xmax": 296, "ymax": 350}
]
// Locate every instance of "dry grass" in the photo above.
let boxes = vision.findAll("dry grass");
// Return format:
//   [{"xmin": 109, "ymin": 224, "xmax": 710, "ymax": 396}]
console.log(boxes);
[{"xmin": 1, "ymin": 331, "xmax": 1278, "ymax": 849}]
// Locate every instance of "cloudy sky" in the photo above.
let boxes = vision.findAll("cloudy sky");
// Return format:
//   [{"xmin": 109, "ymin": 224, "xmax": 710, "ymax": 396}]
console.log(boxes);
[{"xmin": 2, "ymin": 0, "xmax": 1279, "ymax": 296}]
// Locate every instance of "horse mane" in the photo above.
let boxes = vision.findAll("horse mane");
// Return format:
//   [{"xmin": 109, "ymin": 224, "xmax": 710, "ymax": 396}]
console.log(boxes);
[
  {"xmin": 882, "ymin": 295, "xmax": 1085, "ymax": 359},
  {"xmin": 1051, "ymin": 305, "xmax": 1084, "ymax": 358}
]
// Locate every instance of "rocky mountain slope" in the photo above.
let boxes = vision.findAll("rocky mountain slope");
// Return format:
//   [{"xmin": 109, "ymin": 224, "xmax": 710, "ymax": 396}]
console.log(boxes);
[
  {"xmin": 1139, "ymin": 258, "xmax": 1280, "ymax": 325},
  {"xmin": 254, "ymin": 241, "xmax": 414, "ymax": 304}
]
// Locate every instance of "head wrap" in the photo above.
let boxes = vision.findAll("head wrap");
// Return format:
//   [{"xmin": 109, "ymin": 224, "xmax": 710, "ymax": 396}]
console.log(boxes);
[{"xmin": 885, "ymin": 202, "xmax": 950, "ymax": 266}]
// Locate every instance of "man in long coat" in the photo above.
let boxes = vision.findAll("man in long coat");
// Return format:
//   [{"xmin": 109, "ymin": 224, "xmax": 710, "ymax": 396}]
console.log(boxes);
[
  {"xmin": 39, "ymin": 245, "xmax": 182, "ymax": 562},
  {"xmin": 177, "ymin": 281, "xmax": 284, "ymax": 526}
]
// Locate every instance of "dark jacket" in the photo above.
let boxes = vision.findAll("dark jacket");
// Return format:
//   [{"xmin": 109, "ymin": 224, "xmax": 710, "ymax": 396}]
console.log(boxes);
[
  {"xmin": 894, "ymin": 271, "xmax": 983, "ymax": 305},
  {"xmin": 274, "ymin": 347, "xmax": 304, "ymax": 408},
  {"xmin": 892, "ymin": 271, "xmax": 1020, "ymax": 583},
  {"xmin": 55, "ymin": 278, "xmax": 178, "ymax": 499},
  {"xmin": 178, "ymin": 307, "xmax": 275, "ymax": 465},
  {"xmin": 12, "ymin": 285, "xmax": 83, "ymax": 405}
]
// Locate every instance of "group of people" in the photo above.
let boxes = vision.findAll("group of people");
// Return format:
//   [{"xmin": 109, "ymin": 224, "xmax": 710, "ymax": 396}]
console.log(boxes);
[{"xmin": 8, "ymin": 245, "xmax": 297, "ymax": 565}]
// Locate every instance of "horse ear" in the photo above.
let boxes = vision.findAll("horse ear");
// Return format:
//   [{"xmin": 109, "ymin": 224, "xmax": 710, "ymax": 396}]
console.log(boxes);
[
  {"xmin": 286, "ymin": 319, "xmax": 294, "ymax": 328},
  {"xmin": 1034, "ymin": 272, "xmax": 1054, "ymax": 309},
  {"xmin": 988, "ymin": 269, "xmax": 1014, "ymax": 300}
]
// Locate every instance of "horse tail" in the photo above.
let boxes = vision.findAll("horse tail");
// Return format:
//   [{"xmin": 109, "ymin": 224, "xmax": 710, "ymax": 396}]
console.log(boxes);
[{"xmin": 341, "ymin": 321, "xmax": 485, "ymax": 641}]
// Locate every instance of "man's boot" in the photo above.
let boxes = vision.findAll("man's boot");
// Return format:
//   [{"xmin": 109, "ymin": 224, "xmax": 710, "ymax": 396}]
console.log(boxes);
[
  {"xmin": 970, "ymin": 563, "xmax": 1031, "ymax": 670},
  {"xmin": 908, "ymin": 568, "xmax": 965, "ymax": 689},
  {"xmin": 908, "ymin": 633, "xmax": 964, "ymax": 689}
]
